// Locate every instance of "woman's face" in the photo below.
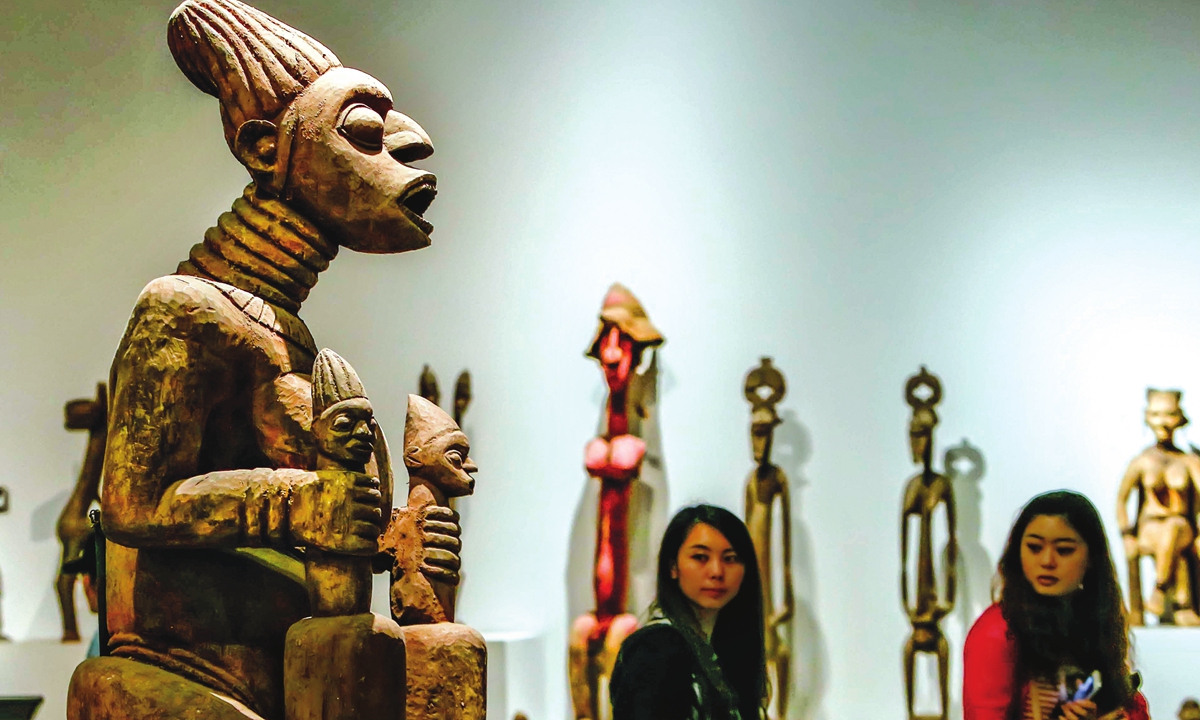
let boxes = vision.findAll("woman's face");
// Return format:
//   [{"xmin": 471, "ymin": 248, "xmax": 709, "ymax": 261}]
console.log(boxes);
[
  {"xmin": 672, "ymin": 522, "xmax": 745, "ymax": 613},
  {"xmin": 1020, "ymin": 514, "xmax": 1089, "ymax": 596}
]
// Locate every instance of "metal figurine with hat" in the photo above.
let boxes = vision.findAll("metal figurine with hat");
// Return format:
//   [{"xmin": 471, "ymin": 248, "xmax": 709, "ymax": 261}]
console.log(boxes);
[{"xmin": 569, "ymin": 283, "xmax": 665, "ymax": 720}]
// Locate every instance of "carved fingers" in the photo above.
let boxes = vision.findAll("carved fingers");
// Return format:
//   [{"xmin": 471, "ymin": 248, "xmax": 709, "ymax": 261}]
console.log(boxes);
[
  {"xmin": 421, "ymin": 505, "xmax": 462, "ymax": 584},
  {"xmin": 290, "ymin": 470, "xmax": 384, "ymax": 555}
]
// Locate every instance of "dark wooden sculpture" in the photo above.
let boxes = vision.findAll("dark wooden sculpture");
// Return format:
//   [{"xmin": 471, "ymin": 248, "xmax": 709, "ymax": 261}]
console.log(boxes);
[
  {"xmin": 742, "ymin": 358, "xmax": 793, "ymax": 720},
  {"xmin": 64, "ymin": 1, "xmax": 476, "ymax": 718},
  {"xmin": 1116, "ymin": 388, "xmax": 1200, "ymax": 625},
  {"xmin": 57, "ymin": 383, "xmax": 107, "ymax": 643},
  {"xmin": 569, "ymin": 283, "xmax": 664, "ymax": 720},
  {"xmin": 900, "ymin": 366, "xmax": 957, "ymax": 720},
  {"xmin": 417, "ymin": 366, "xmax": 472, "ymax": 428}
]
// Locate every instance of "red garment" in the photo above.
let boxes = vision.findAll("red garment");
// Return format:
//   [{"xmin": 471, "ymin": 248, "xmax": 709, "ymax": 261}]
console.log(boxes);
[{"xmin": 963, "ymin": 604, "xmax": 1149, "ymax": 720}]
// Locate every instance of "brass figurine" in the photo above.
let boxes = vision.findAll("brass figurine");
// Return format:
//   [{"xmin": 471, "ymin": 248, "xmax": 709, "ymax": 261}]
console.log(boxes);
[
  {"xmin": 742, "ymin": 358, "xmax": 794, "ymax": 720},
  {"xmin": 1116, "ymin": 388, "xmax": 1200, "ymax": 625},
  {"xmin": 900, "ymin": 366, "xmax": 957, "ymax": 720}
]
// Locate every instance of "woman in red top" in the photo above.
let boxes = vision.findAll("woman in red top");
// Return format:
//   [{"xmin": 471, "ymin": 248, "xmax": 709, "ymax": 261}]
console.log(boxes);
[{"xmin": 963, "ymin": 491, "xmax": 1149, "ymax": 720}]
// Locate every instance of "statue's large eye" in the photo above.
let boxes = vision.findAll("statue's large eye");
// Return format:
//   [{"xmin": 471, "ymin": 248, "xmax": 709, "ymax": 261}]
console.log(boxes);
[{"xmin": 338, "ymin": 104, "xmax": 385, "ymax": 151}]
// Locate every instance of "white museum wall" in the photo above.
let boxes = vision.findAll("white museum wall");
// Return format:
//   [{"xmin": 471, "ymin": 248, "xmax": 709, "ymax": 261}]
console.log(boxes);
[{"xmin": 4, "ymin": 0, "xmax": 1200, "ymax": 717}]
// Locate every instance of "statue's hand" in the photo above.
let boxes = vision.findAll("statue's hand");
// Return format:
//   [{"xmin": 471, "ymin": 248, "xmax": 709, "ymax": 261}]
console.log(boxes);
[
  {"xmin": 421, "ymin": 503, "xmax": 462, "ymax": 585},
  {"xmin": 290, "ymin": 470, "xmax": 383, "ymax": 555}
]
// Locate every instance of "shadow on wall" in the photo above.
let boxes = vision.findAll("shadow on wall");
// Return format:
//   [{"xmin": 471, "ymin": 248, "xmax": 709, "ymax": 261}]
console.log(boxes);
[
  {"xmin": 773, "ymin": 408, "xmax": 828, "ymax": 720},
  {"xmin": 565, "ymin": 352, "xmax": 670, "ymax": 707},
  {"xmin": 943, "ymin": 438, "xmax": 992, "ymax": 720}
]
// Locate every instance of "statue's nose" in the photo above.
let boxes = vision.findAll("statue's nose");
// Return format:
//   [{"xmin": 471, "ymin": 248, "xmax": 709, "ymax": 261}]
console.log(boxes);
[{"xmin": 384, "ymin": 110, "xmax": 434, "ymax": 162}]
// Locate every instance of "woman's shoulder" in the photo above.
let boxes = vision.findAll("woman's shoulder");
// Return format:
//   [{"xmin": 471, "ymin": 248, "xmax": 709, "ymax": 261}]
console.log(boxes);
[
  {"xmin": 620, "ymin": 622, "xmax": 693, "ymax": 658},
  {"xmin": 966, "ymin": 604, "xmax": 1010, "ymax": 646}
]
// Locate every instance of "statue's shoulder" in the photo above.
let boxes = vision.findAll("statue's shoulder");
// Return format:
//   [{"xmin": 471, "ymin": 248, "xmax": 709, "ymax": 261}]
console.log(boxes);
[{"xmin": 124, "ymin": 274, "xmax": 245, "ymax": 339}]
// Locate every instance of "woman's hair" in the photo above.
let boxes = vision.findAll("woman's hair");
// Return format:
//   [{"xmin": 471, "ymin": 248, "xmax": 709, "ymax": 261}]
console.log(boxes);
[
  {"xmin": 651, "ymin": 504, "xmax": 767, "ymax": 717},
  {"xmin": 994, "ymin": 490, "xmax": 1133, "ymax": 716}
]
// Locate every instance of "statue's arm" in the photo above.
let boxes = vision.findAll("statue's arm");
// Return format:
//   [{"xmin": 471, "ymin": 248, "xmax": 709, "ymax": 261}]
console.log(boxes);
[
  {"xmin": 1115, "ymin": 460, "xmax": 1141, "ymax": 535},
  {"xmin": 900, "ymin": 487, "xmax": 913, "ymax": 615},
  {"xmin": 941, "ymin": 482, "xmax": 957, "ymax": 613},
  {"xmin": 775, "ymin": 472, "xmax": 795, "ymax": 627},
  {"xmin": 102, "ymin": 279, "xmax": 311, "ymax": 549}
]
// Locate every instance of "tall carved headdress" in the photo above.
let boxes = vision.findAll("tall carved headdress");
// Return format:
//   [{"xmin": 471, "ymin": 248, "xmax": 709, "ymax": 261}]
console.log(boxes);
[
  {"xmin": 312, "ymin": 349, "xmax": 368, "ymax": 419},
  {"xmin": 167, "ymin": 0, "xmax": 341, "ymax": 150},
  {"xmin": 585, "ymin": 283, "xmax": 665, "ymax": 359}
]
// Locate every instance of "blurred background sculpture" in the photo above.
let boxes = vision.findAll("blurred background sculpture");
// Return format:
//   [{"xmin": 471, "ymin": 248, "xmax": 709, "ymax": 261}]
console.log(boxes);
[
  {"xmin": 900, "ymin": 366, "xmax": 956, "ymax": 720},
  {"xmin": 65, "ymin": 0, "xmax": 462, "ymax": 718},
  {"xmin": 1117, "ymin": 388, "xmax": 1200, "ymax": 626},
  {"xmin": 1180, "ymin": 698, "xmax": 1200, "ymax": 720},
  {"xmin": 418, "ymin": 365, "xmax": 473, "ymax": 435},
  {"xmin": 57, "ymin": 382, "xmax": 106, "ymax": 643},
  {"xmin": 569, "ymin": 283, "xmax": 664, "ymax": 720},
  {"xmin": 742, "ymin": 358, "xmax": 793, "ymax": 720}
]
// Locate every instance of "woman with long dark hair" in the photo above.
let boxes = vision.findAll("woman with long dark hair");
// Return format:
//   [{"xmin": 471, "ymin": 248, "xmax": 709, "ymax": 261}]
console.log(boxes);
[
  {"xmin": 963, "ymin": 491, "xmax": 1149, "ymax": 720},
  {"xmin": 610, "ymin": 504, "xmax": 767, "ymax": 720}
]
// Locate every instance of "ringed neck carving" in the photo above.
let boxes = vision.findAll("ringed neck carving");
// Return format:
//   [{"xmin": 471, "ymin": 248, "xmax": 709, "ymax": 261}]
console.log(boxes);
[{"xmin": 177, "ymin": 183, "xmax": 338, "ymax": 313}]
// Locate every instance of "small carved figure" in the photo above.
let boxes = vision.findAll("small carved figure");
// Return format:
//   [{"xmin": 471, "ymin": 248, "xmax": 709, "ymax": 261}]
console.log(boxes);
[
  {"xmin": 900, "ymin": 366, "xmax": 957, "ymax": 720},
  {"xmin": 742, "ymin": 358, "xmax": 793, "ymax": 720},
  {"xmin": 306, "ymin": 349, "xmax": 378, "ymax": 617},
  {"xmin": 569, "ymin": 283, "xmax": 664, "ymax": 720},
  {"xmin": 383, "ymin": 394, "xmax": 477, "ymax": 625},
  {"xmin": 56, "ymin": 382, "xmax": 107, "ymax": 643},
  {"xmin": 1116, "ymin": 389, "xmax": 1200, "ymax": 625}
]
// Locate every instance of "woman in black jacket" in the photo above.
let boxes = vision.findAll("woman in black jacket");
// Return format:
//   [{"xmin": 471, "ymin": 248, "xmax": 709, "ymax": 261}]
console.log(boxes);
[{"xmin": 610, "ymin": 504, "xmax": 767, "ymax": 720}]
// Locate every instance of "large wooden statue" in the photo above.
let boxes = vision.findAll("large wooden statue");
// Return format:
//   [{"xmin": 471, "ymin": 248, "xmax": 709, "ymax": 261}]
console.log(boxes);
[
  {"xmin": 1116, "ymin": 388, "xmax": 1200, "ymax": 626},
  {"xmin": 57, "ymin": 383, "xmax": 107, "ymax": 643},
  {"xmin": 742, "ymin": 358, "xmax": 794, "ymax": 720},
  {"xmin": 66, "ymin": 1, "xmax": 467, "ymax": 718},
  {"xmin": 900, "ymin": 366, "xmax": 957, "ymax": 720},
  {"xmin": 569, "ymin": 283, "xmax": 664, "ymax": 720}
]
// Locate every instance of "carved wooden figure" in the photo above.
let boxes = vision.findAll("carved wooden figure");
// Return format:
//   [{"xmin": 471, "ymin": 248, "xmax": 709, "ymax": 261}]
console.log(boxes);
[
  {"xmin": 900, "ymin": 366, "xmax": 957, "ymax": 720},
  {"xmin": 569, "ymin": 283, "xmax": 664, "ymax": 720},
  {"xmin": 742, "ymin": 358, "xmax": 794, "ymax": 720},
  {"xmin": 65, "ymin": 1, "xmax": 460, "ymax": 718},
  {"xmin": 57, "ymin": 382, "xmax": 107, "ymax": 643},
  {"xmin": 1116, "ymin": 388, "xmax": 1200, "ymax": 626},
  {"xmin": 380, "ymin": 394, "xmax": 485, "ymax": 720}
]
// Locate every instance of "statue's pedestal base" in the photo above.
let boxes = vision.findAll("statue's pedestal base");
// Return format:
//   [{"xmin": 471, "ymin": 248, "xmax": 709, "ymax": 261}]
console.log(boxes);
[
  {"xmin": 1131, "ymin": 626, "xmax": 1200, "ymax": 717},
  {"xmin": 285, "ymin": 613, "xmax": 405, "ymax": 720},
  {"xmin": 400, "ymin": 622, "xmax": 486, "ymax": 720}
]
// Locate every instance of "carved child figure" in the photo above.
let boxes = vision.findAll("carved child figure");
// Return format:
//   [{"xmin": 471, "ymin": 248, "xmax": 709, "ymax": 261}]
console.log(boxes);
[
  {"xmin": 380, "ymin": 394, "xmax": 485, "ymax": 720},
  {"xmin": 384, "ymin": 394, "xmax": 477, "ymax": 625},
  {"xmin": 900, "ymin": 366, "xmax": 957, "ymax": 720},
  {"xmin": 570, "ymin": 283, "xmax": 664, "ymax": 720},
  {"xmin": 742, "ymin": 358, "xmax": 794, "ymax": 720},
  {"xmin": 1116, "ymin": 388, "xmax": 1200, "ymax": 625}
]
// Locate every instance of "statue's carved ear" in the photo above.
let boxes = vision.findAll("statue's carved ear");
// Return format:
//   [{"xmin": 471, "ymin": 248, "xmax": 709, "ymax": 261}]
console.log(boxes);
[
  {"xmin": 404, "ymin": 444, "xmax": 421, "ymax": 468},
  {"xmin": 234, "ymin": 120, "xmax": 279, "ymax": 177}
]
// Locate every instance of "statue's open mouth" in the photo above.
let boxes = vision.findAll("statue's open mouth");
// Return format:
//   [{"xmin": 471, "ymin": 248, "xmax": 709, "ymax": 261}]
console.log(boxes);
[{"xmin": 399, "ymin": 176, "xmax": 437, "ymax": 235}]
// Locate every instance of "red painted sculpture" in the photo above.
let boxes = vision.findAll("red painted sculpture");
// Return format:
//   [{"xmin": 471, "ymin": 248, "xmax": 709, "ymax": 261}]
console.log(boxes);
[{"xmin": 569, "ymin": 284, "xmax": 664, "ymax": 720}]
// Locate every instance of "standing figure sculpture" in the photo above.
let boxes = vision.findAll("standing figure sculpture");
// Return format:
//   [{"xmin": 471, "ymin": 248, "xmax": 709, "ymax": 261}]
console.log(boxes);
[
  {"xmin": 57, "ymin": 382, "xmax": 107, "ymax": 643},
  {"xmin": 66, "ymin": 1, "xmax": 465, "ymax": 718},
  {"xmin": 899, "ymin": 366, "xmax": 957, "ymax": 720},
  {"xmin": 1116, "ymin": 388, "xmax": 1200, "ymax": 625},
  {"xmin": 742, "ymin": 358, "xmax": 794, "ymax": 720},
  {"xmin": 569, "ymin": 284, "xmax": 665, "ymax": 720}
]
